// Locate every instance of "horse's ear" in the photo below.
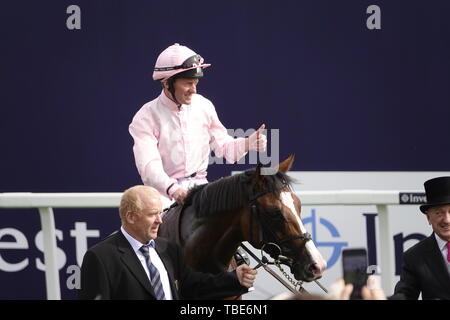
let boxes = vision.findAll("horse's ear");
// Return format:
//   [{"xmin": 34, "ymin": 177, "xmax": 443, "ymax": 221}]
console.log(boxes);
[{"xmin": 278, "ymin": 154, "xmax": 295, "ymax": 173}]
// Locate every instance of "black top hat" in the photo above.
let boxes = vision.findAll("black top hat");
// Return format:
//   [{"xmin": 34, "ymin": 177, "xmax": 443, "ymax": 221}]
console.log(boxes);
[{"xmin": 420, "ymin": 176, "xmax": 450, "ymax": 213}]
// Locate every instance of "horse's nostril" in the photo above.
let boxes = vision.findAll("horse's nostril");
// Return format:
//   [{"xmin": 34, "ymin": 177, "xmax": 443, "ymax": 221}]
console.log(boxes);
[{"xmin": 309, "ymin": 263, "xmax": 321, "ymax": 275}]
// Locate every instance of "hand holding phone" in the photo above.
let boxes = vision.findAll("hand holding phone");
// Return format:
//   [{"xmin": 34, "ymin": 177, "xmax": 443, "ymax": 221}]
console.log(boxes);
[{"xmin": 342, "ymin": 248, "xmax": 368, "ymax": 300}]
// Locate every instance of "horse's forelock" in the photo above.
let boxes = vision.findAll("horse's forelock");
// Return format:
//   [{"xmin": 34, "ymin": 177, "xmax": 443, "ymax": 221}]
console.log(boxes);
[{"xmin": 260, "ymin": 171, "xmax": 294, "ymax": 200}]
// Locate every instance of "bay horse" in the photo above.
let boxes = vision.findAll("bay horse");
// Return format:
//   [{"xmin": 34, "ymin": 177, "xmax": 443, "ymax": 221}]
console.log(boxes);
[{"xmin": 158, "ymin": 154, "xmax": 326, "ymax": 293}]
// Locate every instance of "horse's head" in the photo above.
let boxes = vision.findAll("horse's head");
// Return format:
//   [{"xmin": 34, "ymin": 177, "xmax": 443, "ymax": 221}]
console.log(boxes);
[{"xmin": 244, "ymin": 154, "xmax": 327, "ymax": 282}]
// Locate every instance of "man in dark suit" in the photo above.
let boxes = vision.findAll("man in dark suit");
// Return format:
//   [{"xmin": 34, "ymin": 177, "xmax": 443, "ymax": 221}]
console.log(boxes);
[
  {"xmin": 78, "ymin": 185, "xmax": 257, "ymax": 300},
  {"xmin": 393, "ymin": 176, "xmax": 450, "ymax": 300}
]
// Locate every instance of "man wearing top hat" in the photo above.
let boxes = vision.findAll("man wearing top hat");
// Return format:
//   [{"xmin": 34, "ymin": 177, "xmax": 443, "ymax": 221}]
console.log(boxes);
[{"xmin": 393, "ymin": 176, "xmax": 450, "ymax": 300}]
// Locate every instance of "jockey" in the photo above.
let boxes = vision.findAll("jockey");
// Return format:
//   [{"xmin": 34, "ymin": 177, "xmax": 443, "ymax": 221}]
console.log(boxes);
[{"xmin": 129, "ymin": 43, "xmax": 267, "ymax": 209}]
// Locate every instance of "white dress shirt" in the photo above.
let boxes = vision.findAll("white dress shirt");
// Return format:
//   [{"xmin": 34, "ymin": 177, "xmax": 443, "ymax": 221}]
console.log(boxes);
[
  {"xmin": 434, "ymin": 233, "xmax": 450, "ymax": 275},
  {"xmin": 120, "ymin": 227, "xmax": 173, "ymax": 300}
]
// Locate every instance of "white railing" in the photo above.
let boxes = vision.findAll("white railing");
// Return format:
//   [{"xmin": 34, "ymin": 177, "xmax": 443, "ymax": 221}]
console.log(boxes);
[
  {"xmin": 297, "ymin": 190, "xmax": 416, "ymax": 296},
  {"xmin": 0, "ymin": 190, "xmax": 422, "ymax": 299},
  {"xmin": 0, "ymin": 193, "xmax": 121, "ymax": 300}
]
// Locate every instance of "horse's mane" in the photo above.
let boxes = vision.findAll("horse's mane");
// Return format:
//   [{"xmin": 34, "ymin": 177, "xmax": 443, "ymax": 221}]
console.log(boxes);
[{"xmin": 184, "ymin": 168, "xmax": 293, "ymax": 220}]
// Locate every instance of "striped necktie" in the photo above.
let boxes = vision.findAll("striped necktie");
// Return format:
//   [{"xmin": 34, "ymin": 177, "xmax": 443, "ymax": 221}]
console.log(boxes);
[
  {"xmin": 140, "ymin": 242, "xmax": 166, "ymax": 300},
  {"xmin": 447, "ymin": 242, "xmax": 450, "ymax": 263}
]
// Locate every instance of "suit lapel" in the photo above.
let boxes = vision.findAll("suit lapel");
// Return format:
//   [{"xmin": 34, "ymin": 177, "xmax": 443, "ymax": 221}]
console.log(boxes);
[
  {"xmin": 423, "ymin": 234, "xmax": 450, "ymax": 289},
  {"xmin": 155, "ymin": 238, "xmax": 179, "ymax": 300},
  {"xmin": 115, "ymin": 231, "xmax": 155, "ymax": 297}
]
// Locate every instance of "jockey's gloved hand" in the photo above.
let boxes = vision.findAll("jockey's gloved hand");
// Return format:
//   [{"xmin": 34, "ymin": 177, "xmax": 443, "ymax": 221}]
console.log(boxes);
[
  {"xmin": 247, "ymin": 124, "xmax": 267, "ymax": 152},
  {"xmin": 172, "ymin": 187, "xmax": 188, "ymax": 206}
]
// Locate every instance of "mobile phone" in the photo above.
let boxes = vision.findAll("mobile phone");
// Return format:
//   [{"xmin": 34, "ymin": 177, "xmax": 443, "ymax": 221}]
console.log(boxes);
[{"xmin": 342, "ymin": 248, "xmax": 368, "ymax": 300}]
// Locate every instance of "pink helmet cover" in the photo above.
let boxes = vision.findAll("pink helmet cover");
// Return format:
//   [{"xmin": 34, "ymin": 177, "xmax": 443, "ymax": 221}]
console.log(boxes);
[{"xmin": 152, "ymin": 43, "xmax": 211, "ymax": 81}]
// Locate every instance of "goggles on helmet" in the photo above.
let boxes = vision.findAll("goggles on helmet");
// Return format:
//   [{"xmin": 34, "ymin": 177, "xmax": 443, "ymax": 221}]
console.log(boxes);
[{"xmin": 154, "ymin": 54, "xmax": 204, "ymax": 72}]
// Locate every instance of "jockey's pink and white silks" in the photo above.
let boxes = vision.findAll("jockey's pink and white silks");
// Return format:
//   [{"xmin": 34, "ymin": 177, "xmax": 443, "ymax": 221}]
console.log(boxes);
[
  {"xmin": 280, "ymin": 192, "xmax": 327, "ymax": 278},
  {"xmin": 129, "ymin": 90, "xmax": 248, "ymax": 199}
]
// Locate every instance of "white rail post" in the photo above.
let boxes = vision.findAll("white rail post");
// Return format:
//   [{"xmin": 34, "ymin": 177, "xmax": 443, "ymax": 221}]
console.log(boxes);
[
  {"xmin": 376, "ymin": 204, "xmax": 395, "ymax": 295},
  {"xmin": 38, "ymin": 207, "xmax": 61, "ymax": 300}
]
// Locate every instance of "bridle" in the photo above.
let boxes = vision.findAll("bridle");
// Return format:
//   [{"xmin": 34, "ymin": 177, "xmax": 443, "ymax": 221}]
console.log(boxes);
[
  {"xmin": 248, "ymin": 180, "xmax": 312, "ymax": 268},
  {"xmin": 244, "ymin": 178, "xmax": 328, "ymax": 295}
]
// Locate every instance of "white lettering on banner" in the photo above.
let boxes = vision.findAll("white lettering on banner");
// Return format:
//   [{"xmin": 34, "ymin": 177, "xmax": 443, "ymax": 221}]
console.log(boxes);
[
  {"xmin": 366, "ymin": 5, "xmax": 381, "ymax": 30},
  {"xmin": 70, "ymin": 222, "xmax": 100, "ymax": 266},
  {"xmin": 0, "ymin": 223, "xmax": 101, "ymax": 272},
  {"xmin": 0, "ymin": 228, "xmax": 29, "ymax": 272},
  {"xmin": 35, "ymin": 229, "xmax": 66, "ymax": 272},
  {"xmin": 66, "ymin": 5, "xmax": 81, "ymax": 30}
]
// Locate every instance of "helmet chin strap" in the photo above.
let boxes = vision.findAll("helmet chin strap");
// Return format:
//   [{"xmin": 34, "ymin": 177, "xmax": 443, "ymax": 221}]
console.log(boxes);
[{"xmin": 166, "ymin": 78, "xmax": 181, "ymax": 107}]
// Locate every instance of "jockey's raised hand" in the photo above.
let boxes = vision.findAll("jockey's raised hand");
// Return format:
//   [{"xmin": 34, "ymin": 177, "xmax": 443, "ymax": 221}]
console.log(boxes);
[{"xmin": 246, "ymin": 124, "xmax": 267, "ymax": 152}]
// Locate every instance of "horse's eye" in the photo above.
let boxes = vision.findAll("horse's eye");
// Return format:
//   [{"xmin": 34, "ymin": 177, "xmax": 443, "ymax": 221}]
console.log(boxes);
[{"xmin": 266, "ymin": 209, "xmax": 285, "ymax": 222}]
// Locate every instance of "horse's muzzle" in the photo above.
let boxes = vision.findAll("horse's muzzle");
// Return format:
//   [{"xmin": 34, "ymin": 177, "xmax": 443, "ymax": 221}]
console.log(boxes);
[{"xmin": 292, "ymin": 262, "xmax": 324, "ymax": 282}]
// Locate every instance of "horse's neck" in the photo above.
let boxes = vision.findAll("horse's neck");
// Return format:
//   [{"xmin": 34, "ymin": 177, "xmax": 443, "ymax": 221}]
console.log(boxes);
[{"xmin": 182, "ymin": 210, "xmax": 243, "ymax": 274}]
